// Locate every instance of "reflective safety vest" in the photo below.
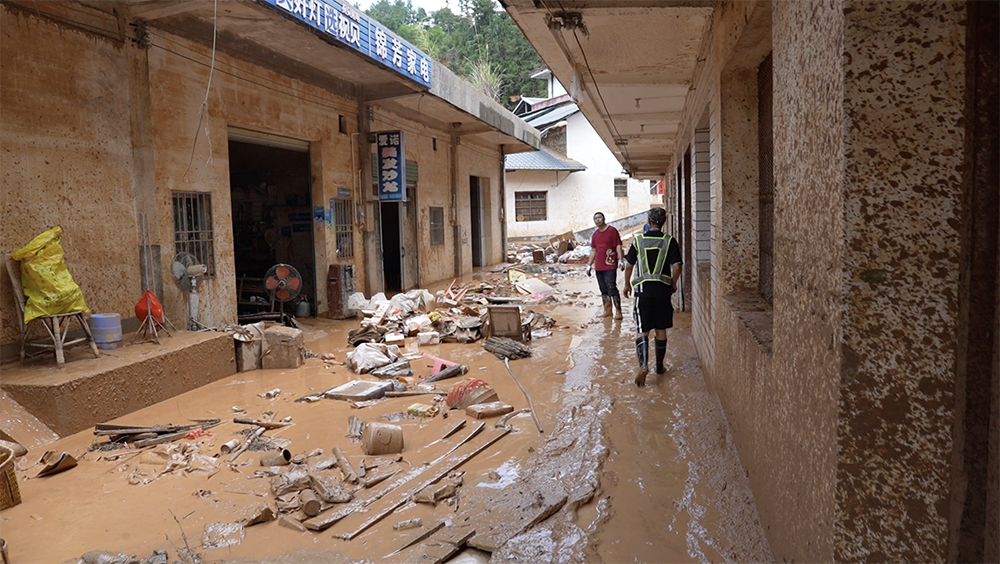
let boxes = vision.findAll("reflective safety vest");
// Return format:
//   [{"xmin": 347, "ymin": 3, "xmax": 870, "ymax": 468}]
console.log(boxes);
[{"xmin": 631, "ymin": 233, "xmax": 674, "ymax": 288}]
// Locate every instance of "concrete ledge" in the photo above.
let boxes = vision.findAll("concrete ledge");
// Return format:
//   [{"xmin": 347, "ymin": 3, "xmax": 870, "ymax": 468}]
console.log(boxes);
[
  {"xmin": 0, "ymin": 331, "xmax": 236, "ymax": 436},
  {"xmin": 722, "ymin": 290, "xmax": 774, "ymax": 354}
]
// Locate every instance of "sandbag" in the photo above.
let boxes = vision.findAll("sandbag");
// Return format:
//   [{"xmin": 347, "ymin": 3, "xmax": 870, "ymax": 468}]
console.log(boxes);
[{"xmin": 11, "ymin": 226, "xmax": 89, "ymax": 323}]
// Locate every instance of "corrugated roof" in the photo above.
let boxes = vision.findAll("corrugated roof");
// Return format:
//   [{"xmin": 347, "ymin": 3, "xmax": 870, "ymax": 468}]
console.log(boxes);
[
  {"xmin": 505, "ymin": 149, "xmax": 587, "ymax": 171},
  {"xmin": 521, "ymin": 102, "xmax": 579, "ymax": 129}
]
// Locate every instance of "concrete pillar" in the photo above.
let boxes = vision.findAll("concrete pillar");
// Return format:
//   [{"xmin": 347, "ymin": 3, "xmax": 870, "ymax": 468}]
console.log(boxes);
[{"xmin": 836, "ymin": 1, "xmax": 967, "ymax": 560}]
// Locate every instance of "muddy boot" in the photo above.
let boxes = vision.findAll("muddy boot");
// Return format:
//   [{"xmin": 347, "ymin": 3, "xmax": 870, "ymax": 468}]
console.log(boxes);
[
  {"xmin": 654, "ymin": 339, "xmax": 667, "ymax": 374},
  {"xmin": 601, "ymin": 296, "xmax": 612, "ymax": 317},
  {"xmin": 634, "ymin": 336, "xmax": 649, "ymax": 387},
  {"xmin": 612, "ymin": 295, "xmax": 623, "ymax": 320}
]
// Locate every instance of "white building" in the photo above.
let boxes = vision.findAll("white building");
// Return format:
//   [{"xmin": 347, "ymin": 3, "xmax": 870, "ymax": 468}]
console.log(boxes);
[{"xmin": 505, "ymin": 68, "xmax": 659, "ymax": 240}]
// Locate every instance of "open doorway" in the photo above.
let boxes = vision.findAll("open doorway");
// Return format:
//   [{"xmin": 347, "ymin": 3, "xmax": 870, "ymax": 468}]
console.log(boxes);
[
  {"xmin": 469, "ymin": 176, "xmax": 485, "ymax": 267},
  {"xmin": 228, "ymin": 135, "xmax": 315, "ymax": 316},
  {"xmin": 380, "ymin": 202, "xmax": 402, "ymax": 293}
]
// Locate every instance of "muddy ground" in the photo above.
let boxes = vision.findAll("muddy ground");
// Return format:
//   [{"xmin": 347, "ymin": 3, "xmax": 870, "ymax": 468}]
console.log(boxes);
[{"xmin": 1, "ymin": 269, "xmax": 772, "ymax": 563}]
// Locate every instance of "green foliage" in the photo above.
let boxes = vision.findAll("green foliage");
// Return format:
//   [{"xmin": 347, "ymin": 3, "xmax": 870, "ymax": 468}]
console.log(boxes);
[{"xmin": 363, "ymin": 0, "xmax": 546, "ymax": 109}]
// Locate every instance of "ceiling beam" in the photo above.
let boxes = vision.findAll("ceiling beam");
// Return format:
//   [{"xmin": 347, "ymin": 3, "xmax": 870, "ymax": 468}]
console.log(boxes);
[
  {"xmin": 364, "ymin": 83, "xmax": 422, "ymax": 102},
  {"xmin": 129, "ymin": 0, "xmax": 200, "ymax": 21}
]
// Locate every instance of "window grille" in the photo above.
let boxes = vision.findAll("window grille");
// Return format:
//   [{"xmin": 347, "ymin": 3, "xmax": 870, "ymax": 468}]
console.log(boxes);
[
  {"xmin": 514, "ymin": 191, "xmax": 547, "ymax": 221},
  {"xmin": 334, "ymin": 198, "xmax": 354, "ymax": 259},
  {"xmin": 758, "ymin": 53, "xmax": 774, "ymax": 304},
  {"xmin": 614, "ymin": 178, "xmax": 628, "ymax": 197},
  {"xmin": 172, "ymin": 191, "xmax": 216, "ymax": 275},
  {"xmin": 429, "ymin": 206, "xmax": 445, "ymax": 245}
]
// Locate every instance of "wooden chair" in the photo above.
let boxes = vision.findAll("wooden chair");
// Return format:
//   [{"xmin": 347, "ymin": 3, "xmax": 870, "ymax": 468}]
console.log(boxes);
[{"xmin": 5, "ymin": 257, "xmax": 100, "ymax": 366}]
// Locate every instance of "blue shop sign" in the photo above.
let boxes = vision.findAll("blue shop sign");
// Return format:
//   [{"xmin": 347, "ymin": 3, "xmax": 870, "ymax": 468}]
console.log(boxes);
[
  {"xmin": 260, "ymin": 0, "xmax": 432, "ymax": 88},
  {"xmin": 377, "ymin": 131, "xmax": 406, "ymax": 202}
]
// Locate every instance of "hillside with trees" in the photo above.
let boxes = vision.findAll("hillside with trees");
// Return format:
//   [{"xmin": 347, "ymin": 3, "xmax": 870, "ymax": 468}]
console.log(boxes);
[{"xmin": 363, "ymin": 0, "xmax": 546, "ymax": 109}]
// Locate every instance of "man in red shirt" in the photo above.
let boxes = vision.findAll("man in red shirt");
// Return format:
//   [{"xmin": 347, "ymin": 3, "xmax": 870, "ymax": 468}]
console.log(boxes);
[{"xmin": 586, "ymin": 212, "xmax": 624, "ymax": 319}]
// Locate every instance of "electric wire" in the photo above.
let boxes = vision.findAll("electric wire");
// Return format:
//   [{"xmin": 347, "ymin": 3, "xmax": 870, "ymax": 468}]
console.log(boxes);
[
  {"xmin": 537, "ymin": 0, "xmax": 636, "ymax": 174},
  {"xmin": 183, "ymin": 0, "xmax": 219, "ymax": 180}
]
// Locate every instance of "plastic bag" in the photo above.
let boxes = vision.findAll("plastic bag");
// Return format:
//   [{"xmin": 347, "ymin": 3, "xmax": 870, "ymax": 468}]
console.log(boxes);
[
  {"xmin": 346, "ymin": 342, "xmax": 400, "ymax": 374},
  {"xmin": 134, "ymin": 289, "xmax": 164, "ymax": 323},
  {"xmin": 11, "ymin": 226, "xmax": 89, "ymax": 323}
]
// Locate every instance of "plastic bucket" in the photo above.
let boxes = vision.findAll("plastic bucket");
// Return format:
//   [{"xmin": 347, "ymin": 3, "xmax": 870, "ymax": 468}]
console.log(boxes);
[{"xmin": 89, "ymin": 313, "xmax": 123, "ymax": 349}]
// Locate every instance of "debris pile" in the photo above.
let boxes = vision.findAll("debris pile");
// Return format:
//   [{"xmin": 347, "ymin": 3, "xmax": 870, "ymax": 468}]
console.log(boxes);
[
  {"xmin": 506, "ymin": 232, "xmax": 590, "ymax": 265},
  {"xmin": 340, "ymin": 275, "xmax": 557, "ymax": 370}
]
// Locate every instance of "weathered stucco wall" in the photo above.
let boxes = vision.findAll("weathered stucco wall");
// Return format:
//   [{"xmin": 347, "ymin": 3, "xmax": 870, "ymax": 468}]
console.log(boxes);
[
  {"xmin": 147, "ymin": 32, "xmax": 358, "ymax": 325},
  {"xmin": 837, "ymin": 1, "xmax": 966, "ymax": 560},
  {"xmin": 662, "ymin": 0, "xmax": 977, "ymax": 560},
  {"xmin": 685, "ymin": 1, "xmax": 841, "ymax": 560},
  {"xmin": 457, "ymin": 141, "xmax": 504, "ymax": 270},
  {"xmin": 1, "ymin": 6, "xmax": 141, "ymax": 345},
  {"xmin": 768, "ymin": 0, "xmax": 845, "ymax": 560}
]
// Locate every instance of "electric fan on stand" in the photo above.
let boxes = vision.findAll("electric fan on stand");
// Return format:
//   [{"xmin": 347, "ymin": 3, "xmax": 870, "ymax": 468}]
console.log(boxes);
[
  {"xmin": 172, "ymin": 252, "xmax": 208, "ymax": 330},
  {"xmin": 264, "ymin": 263, "xmax": 302, "ymax": 314}
]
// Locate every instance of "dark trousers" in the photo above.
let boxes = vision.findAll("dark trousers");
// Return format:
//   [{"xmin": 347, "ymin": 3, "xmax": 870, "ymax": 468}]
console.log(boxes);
[{"xmin": 595, "ymin": 269, "xmax": 620, "ymax": 298}]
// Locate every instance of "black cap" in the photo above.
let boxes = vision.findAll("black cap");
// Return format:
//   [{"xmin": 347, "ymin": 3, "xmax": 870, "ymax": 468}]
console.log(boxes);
[{"xmin": 648, "ymin": 207, "xmax": 666, "ymax": 227}]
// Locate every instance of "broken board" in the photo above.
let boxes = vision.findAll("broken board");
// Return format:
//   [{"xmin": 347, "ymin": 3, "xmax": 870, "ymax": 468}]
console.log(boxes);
[
  {"xmin": 487, "ymin": 305, "xmax": 526, "ymax": 341},
  {"xmin": 323, "ymin": 380, "xmax": 394, "ymax": 401}
]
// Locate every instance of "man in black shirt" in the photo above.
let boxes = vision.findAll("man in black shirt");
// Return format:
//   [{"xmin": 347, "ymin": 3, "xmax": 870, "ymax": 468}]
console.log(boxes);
[{"xmin": 622, "ymin": 207, "xmax": 683, "ymax": 387}]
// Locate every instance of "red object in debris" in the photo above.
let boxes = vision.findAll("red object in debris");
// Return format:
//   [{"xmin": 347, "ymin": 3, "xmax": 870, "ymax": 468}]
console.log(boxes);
[
  {"xmin": 134, "ymin": 289, "xmax": 164, "ymax": 323},
  {"xmin": 446, "ymin": 378, "xmax": 499, "ymax": 410},
  {"xmin": 183, "ymin": 428, "xmax": 212, "ymax": 440},
  {"xmin": 421, "ymin": 352, "xmax": 459, "ymax": 374}
]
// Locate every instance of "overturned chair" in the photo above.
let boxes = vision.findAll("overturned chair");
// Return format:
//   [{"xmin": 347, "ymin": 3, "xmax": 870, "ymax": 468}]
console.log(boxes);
[{"xmin": 5, "ymin": 257, "xmax": 99, "ymax": 366}]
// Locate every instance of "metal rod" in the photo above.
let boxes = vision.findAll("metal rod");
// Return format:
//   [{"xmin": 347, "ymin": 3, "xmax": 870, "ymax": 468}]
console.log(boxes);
[{"xmin": 503, "ymin": 358, "xmax": 544, "ymax": 434}]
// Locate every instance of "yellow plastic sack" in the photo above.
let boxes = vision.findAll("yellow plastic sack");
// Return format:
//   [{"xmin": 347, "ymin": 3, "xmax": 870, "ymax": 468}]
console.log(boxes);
[{"xmin": 11, "ymin": 227, "xmax": 89, "ymax": 323}]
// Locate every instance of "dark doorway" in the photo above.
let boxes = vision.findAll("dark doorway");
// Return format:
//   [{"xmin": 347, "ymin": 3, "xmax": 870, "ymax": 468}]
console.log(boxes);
[
  {"xmin": 228, "ymin": 137, "xmax": 314, "ymax": 315},
  {"xmin": 470, "ymin": 176, "xmax": 484, "ymax": 267},
  {"xmin": 380, "ymin": 202, "xmax": 402, "ymax": 292}
]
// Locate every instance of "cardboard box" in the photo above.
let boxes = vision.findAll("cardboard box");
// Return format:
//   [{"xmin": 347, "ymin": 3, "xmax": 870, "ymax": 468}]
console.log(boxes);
[{"xmin": 262, "ymin": 325, "xmax": 304, "ymax": 369}]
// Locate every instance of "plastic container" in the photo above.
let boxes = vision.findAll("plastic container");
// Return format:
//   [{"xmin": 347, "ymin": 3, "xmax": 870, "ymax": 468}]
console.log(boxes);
[
  {"xmin": 362, "ymin": 422, "xmax": 403, "ymax": 455},
  {"xmin": 89, "ymin": 313, "xmax": 123, "ymax": 349}
]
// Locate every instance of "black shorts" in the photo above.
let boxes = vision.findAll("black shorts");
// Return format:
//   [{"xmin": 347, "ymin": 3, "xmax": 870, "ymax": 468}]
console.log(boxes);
[{"xmin": 631, "ymin": 282, "xmax": 673, "ymax": 333}]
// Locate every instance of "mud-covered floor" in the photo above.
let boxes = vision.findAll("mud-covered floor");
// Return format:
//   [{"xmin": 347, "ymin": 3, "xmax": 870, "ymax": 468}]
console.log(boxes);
[{"xmin": 1, "ymin": 269, "xmax": 772, "ymax": 563}]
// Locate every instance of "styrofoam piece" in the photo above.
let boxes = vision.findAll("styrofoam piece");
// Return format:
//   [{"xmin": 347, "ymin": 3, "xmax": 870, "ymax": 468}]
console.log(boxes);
[{"xmin": 322, "ymin": 380, "xmax": 394, "ymax": 401}]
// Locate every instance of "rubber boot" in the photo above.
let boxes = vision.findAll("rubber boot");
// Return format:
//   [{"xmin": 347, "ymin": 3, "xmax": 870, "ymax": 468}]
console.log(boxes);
[
  {"xmin": 654, "ymin": 339, "xmax": 667, "ymax": 374},
  {"xmin": 634, "ymin": 335, "xmax": 649, "ymax": 387},
  {"xmin": 601, "ymin": 296, "xmax": 612, "ymax": 317},
  {"xmin": 612, "ymin": 295, "xmax": 623, "ymax": 320}
]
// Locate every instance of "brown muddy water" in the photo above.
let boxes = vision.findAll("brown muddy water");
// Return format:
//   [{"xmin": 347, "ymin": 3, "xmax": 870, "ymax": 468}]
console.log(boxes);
[{"xmin": 1, "ymin": 269, "xmax": 771, "ymax": 563}]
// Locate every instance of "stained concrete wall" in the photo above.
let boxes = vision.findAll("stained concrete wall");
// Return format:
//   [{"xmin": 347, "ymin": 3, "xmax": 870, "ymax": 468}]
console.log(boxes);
[
  {"xmin": 457, "ymin": 140, "xmax": 505, "ymax": 268},
  {"xmin": 146, "ymin": 33, "xmax": 361, "ymax": 326},
  {"xmin": 837, "ymin": 1, "xmax": 966, "ymax": 560},
  {"xmin": 671, "ymin": 0, "xmax": 973, "ymax": 561},
  {"xmin": 1, "ymin": 5, "xmax": 141, "ymax": 345}
]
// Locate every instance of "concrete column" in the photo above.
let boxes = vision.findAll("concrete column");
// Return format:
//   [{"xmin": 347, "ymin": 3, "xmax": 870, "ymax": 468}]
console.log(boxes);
[
  {"xmin": 125, "ymin": 21, "xmax": 163, "ymax": 303},
  {"xmin": 836, "ymin": 1, "xmax": 967, "ymax": 560},
  {"xmin": 451, "ymin": 135, "xmax": 462, "ymax": 277},
  {"xmin": 358, "ymin": 93, "xmax": 381, "ymax": 297}
]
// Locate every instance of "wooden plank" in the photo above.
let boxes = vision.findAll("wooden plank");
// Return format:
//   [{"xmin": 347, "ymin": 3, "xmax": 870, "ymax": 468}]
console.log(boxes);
[
  {"xmin": 383, "ymin": 521, "xmax": 446, "ymax": 558},
  {"xmin": 333, "ymin": 428, "xmax": 510, "ymax": 541}
]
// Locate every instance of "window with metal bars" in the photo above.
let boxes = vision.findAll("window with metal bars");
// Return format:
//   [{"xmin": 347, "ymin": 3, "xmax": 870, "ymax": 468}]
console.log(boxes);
[
  {"xmin": 333, "ymin": 198, "xmax": 354, "ymax": 259},
  {"xmin": 614, "ymin": 178, "xmax": 628, "ymax": 197},
  {"xmin": 172, "ymin": 191, "xmax": 216, "ymax": 275},
  {"xmin": 429, "ymin": 206, "xmax": 445, "ymax": 245},
  {"xmin": 514, "ymin": 191, "xmax": 547, "ymax": 221},
  {"xmin": 758, "ymin": 53, "xmax": 774, "ymax": 304}
]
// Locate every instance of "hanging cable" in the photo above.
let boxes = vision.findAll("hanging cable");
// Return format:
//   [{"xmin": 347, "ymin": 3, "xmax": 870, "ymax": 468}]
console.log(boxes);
[
  {"xmin": 538, "ymin": 0, "xmax": 636, "ymax": 174},
  {"xmin": 183, "ymin": 0, "xmax": 218, "ymax": 180}
]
